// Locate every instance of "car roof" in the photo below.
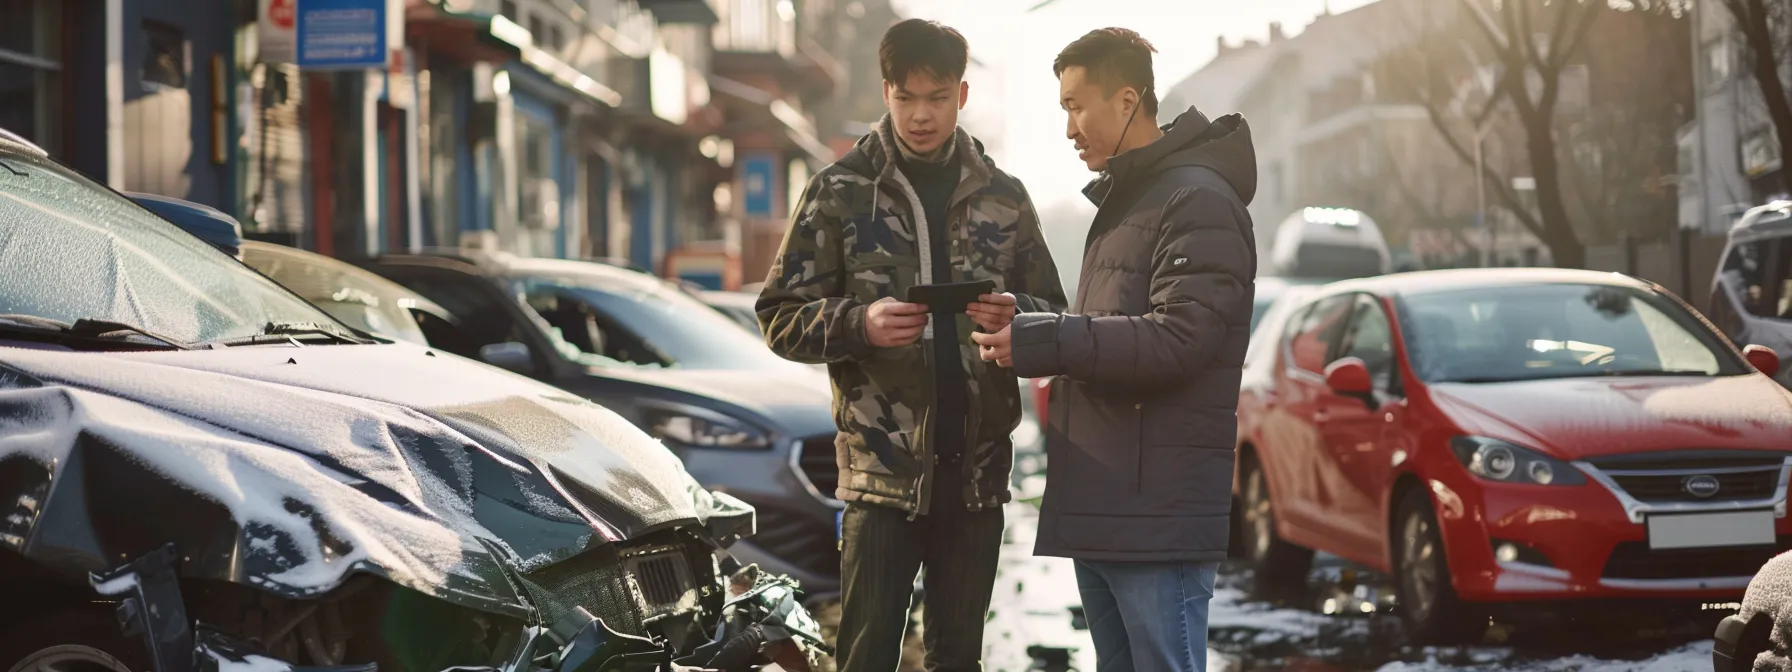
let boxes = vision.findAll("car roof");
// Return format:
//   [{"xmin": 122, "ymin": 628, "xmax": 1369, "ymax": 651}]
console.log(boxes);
[
  {"xmin": 1733, "ymin": 201, "xmax": 1792, "ymax": 238},
  {"xmin": 1309, "ymin": 267, "xmax": 1655, "ymax": 299}
]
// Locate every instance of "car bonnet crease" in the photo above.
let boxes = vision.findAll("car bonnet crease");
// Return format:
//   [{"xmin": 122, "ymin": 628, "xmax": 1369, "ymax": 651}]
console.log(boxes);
[{"xmin": 0, "ymin": 343, "xmax": 753, "ymax": 617}]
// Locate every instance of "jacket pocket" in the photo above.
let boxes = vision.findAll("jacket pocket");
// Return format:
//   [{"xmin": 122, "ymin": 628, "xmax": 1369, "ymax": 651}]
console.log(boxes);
[
  {"xmin": 1136, "ymin": 444, "xmax": 1235, "ymax": 517},
  {"xmin": 846, "ymin": 431, "xmax": 910, "ymax": 476},
  {"xmin": 1051, "ymin": 384, "xmax": 1142, "ymax": 514}
]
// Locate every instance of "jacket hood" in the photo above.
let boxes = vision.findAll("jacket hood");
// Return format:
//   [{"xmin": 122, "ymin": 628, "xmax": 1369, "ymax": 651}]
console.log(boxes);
[
  {"xmin": 0, "ymin": 342, "xmax": 752, "ymax": 616},
  {"xmin": 1085, "ymin": 106, "xmax": 1258, "ymax": 207},
  {"xmin": 836, "ymin": 114, "xmax": 998, "ymax": 187},
  {"xmin": 1429, "ymin": 374, "xmax": 1792, "ymax": 460}
]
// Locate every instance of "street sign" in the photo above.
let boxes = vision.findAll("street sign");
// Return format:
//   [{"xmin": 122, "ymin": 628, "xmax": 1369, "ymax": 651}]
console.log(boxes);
[
  {"xmin": 259, "ymin": 0, "xmax": 297, "ymax": 62},
  {"xmin": 296, "ymin": 0, "xmax": 388, "ymax": 70},
  {"xmin": 742, "ymin": 154, "xmax": 775, "ymax": 217}
]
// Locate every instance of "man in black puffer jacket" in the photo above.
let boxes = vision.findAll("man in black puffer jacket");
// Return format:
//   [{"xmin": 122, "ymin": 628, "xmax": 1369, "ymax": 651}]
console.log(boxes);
[{"xmin": 974, "ymin": 28, "xmax": 1256, "ymax": 672}]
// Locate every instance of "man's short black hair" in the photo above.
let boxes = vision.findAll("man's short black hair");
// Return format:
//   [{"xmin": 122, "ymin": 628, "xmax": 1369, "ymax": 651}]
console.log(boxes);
[
  {"xmin": 1054, "ymin": 28, "xmax": 1158, "ymax": 115},
  {"xmin": 879, "ymin": 19, "xmax": 969, "ymax": 86}
]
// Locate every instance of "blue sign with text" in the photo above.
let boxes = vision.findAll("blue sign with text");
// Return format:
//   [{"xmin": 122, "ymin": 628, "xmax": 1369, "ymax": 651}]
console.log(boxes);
[
  {"xmin": 742, "ymin": 154, "xmax": 775, "ymax": 217},
  {"xmin": 296, "ymin": 0, "xmax": 386, "ymax": 69}
]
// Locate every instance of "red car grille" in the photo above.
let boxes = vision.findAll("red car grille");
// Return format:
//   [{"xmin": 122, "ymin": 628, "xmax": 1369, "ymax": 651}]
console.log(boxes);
[
  {"xmin": 1602, "ymin": 535, "xmax": 1792, "ymax": 580},
  {"xmin": 1610, "ymin": 470, "xmax": 1778, "ymax": 502}
]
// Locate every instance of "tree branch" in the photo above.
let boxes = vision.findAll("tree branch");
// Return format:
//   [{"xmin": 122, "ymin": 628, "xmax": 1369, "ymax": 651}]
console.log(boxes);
[{"xmin": 1417, "ymin": 98, "xmax": 1547, "ymax": 240}]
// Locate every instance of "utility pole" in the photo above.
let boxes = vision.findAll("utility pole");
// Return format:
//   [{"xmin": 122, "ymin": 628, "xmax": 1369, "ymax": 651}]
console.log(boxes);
[{"xmin": 1476, "ymin": 125, "xmax": 1486, "ymax": 267}]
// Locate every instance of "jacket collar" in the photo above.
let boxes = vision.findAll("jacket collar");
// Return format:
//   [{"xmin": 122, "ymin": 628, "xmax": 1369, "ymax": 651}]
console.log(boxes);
[{"xmin": 868, "ymin": 114, "xmax": 992, "ymax": 203}]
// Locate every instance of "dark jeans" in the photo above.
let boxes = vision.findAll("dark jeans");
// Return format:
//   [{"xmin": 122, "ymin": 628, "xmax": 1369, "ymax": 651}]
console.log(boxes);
[
  {"xmin": 835, "ymin": 497, "xmax": 1004, "ymax": 672},
  {"xmin": 1074, "ymin": 560, "xmax": 1220, "ymax": 672}
]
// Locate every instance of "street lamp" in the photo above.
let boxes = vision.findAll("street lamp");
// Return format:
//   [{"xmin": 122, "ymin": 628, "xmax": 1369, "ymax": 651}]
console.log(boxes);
[{"xmin": 1475, "ymin": 121, "xmax": 1491, "ymax": 267}]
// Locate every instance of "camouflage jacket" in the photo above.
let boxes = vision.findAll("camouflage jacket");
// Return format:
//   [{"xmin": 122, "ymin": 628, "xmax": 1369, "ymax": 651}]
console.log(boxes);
[{"xmin": 756, "ymin": 116, "xmax": 1067, "ymax": 516}]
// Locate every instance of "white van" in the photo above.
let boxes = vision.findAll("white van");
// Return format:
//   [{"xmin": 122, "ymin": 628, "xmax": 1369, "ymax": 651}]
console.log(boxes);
[
  {"xmin": 1267, "ymin": 206, "xmax": 1392, "ymax": 279},
  {"xmin": 1709, "ymin": 201, "xmax": 1792, "ymax": 388}
]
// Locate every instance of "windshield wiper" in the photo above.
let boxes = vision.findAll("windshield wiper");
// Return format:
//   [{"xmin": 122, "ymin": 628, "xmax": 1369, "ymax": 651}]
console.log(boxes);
[
  {"xmin": 207, "ymin": 321, "xmax": 369, "ymax": 347},
  {"xmin": 0, "ymin": 314, "xmax": 192, "ymax": 350},
  {"xmin": 66, "ymin": 319, "xmax": 193, "ymax": 350}
]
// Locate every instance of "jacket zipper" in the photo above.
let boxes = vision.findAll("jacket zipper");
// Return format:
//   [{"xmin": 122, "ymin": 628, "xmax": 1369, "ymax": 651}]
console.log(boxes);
[{"xmin": 884, "ymin": 169, "xmax": 937, "ymax": 520}]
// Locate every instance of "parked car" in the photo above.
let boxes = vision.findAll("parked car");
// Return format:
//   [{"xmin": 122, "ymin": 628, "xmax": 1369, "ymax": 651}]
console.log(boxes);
[
  {"xmin": 240, "ymin": 240, "xmax": 469, "ymax": 350},
  {"xmin": 0, "ymin": 133, "xmax": 823, "ymax": 672},
  {"xmin": 359, "ymin": 251, "xmax": 848, "ymax": 596},
  {"xmin": 701, "ymin": 289, "xmax": 764, "ymax": 334},
  {"xmin": 1709, "ymin": 200, "xmax": 1792, "ymax": 389},
  {"xmin": 1252, "ymin": 276, "xmax": 1335, "ymax": 336},
  {"xmin": 1232, "ymin": 268, "xmax": 1792, "ymax": 644},
  {"xmin": 1266, "ymin": 206, "xmax": 1391, "ymax": 279}
]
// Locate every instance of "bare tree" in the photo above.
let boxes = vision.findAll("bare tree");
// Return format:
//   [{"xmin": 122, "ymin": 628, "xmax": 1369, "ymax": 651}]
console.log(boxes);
[
  {"xmin": 1390, "ymin": 0, "xmax": 1688, "ymax": 269},
  {"xmin": 1723, "ymin": 0, "xmax": 1792, "ymax": 198}
]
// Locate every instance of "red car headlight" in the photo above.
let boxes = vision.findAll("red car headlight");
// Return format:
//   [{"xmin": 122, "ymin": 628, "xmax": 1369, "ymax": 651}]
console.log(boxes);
[{"xmin": 1449, "ymin": 436, "xmax": 1586, "ymax": 486}]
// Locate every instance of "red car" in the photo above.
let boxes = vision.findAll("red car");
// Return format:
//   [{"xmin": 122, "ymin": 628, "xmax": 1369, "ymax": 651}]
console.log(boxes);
[{"xmin": 1233, "ymin": 268, "xmax": 1792, "ymax": 643}]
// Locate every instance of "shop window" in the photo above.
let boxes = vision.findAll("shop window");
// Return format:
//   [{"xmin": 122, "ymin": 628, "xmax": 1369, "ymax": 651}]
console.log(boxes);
[
  {"xmin": 142, "ymin": 21, "xmax": 187, "ymax": 90},
  {"xmin": 0, "ymin": 0, "xmax": 60, "ymax": 154}
]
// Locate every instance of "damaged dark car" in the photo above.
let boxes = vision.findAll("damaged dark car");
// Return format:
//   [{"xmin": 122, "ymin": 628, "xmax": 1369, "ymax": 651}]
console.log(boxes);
[{"xmin": 0, "ymin": 133, "xmax": 825, "ymax": 672}]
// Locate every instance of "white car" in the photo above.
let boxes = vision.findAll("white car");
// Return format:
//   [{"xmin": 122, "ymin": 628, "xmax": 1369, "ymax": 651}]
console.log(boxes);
[{"xmin": 1708, "ymin": 201, "xmax": 1792, "ymax": 389}]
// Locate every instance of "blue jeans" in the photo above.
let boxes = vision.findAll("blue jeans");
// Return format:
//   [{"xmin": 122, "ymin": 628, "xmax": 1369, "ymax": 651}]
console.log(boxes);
[{"xmin": 1073, "ymin": 560, "xmax": 1221, "ymax": 672}]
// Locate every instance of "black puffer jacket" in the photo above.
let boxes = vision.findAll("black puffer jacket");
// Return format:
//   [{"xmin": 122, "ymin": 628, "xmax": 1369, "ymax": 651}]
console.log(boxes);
[{"xmin": 1010, "ymin": 107, "xmax": 1257, "ymax": 562}]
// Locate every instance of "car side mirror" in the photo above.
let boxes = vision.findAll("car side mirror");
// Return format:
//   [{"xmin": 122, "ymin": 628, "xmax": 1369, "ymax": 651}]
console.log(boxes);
[
  {"xmin": 1324, "ymin": 357, "xmax": 1374, "ymax": 396},
  {"xmin": 479, "ymin": 341, "xmax": 534, "ymax": 374},
  {"xmin": 1744, "ymin": 344, "xmax": 1781, "ymax": 378},
  {"xmin": 127, "ymin": 192, "xmax": 243, "ymax": 258}
]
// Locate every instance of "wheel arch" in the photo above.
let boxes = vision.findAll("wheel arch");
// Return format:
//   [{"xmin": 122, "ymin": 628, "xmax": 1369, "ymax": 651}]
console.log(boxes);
[{"xmin": 1386, "ymin": 471, "xmax": 1429, "ymax": 572}]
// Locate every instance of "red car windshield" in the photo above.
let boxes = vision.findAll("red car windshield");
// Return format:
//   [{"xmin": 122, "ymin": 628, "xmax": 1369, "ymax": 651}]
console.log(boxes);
[{"xmin": 1398, "ymin": 283, "xmax": 1748, "ymax": 384}]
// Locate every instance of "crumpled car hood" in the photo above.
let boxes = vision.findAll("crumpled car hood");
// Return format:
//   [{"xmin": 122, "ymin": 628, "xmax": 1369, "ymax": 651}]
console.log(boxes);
[{"xmin": 0, "ymin": 342, "xmax": 752, "ymax": 617}]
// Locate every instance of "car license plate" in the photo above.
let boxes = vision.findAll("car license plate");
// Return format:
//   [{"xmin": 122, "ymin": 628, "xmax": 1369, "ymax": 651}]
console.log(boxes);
[{"xmin": 1646, "ymin": 510, "xmax": 1776, "ymax": 550}]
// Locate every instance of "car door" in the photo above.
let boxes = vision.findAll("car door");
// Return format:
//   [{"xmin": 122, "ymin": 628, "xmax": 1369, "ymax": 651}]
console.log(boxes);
[
  {"xmin": 1316, "ymin": 293, "xmax": 1404, "ymax": 564},
  {"xmin": 366, "ymin": 263, "xmax": 554, "ymax": 378},
  {"xmin": 1266, "ymin": 293, "xmax": 1355, "ymax": 539}
]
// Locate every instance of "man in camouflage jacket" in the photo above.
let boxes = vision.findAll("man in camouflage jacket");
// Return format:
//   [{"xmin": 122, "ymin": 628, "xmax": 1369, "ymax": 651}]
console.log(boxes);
[{"xmin": 756, "ymin": 19, "xmax": 1066, "ymax": 672}]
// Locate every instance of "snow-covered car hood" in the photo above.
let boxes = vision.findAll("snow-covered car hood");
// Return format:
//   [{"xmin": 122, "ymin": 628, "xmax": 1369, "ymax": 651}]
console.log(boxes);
[
  {"xmin": 1428, "ymin": 374, "xmax": 1792, "ymax": 460},
  {"xmin": 0, "ymin": 341, "xmax": 752, "ymax": 617}
]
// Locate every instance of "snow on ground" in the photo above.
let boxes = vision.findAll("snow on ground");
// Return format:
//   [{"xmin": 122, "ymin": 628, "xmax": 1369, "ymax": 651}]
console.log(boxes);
[
  {"xmin": 986, "ymin": 501, "xmax": 1718, "ymax": 672},
  {"xmin": 1375, "ymin": 640, "xmax": 1712, "ymax": 672}
]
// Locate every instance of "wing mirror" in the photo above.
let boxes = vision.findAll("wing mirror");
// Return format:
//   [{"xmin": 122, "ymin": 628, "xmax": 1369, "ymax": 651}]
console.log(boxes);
[
  {"xmin": 1744, "ymin": 344, "xmax": 1781, "ymax": 378},
  {"xmin": 127, "ymin": 192, "xmax": 243, "ymax": 259},
  {"xmin": 479, "ymin": 341, "xmax": 533, "ymax": 374},
  {"xmin": 1324, "ymin": 357, "xmax": 1374, "ymax": 396}
]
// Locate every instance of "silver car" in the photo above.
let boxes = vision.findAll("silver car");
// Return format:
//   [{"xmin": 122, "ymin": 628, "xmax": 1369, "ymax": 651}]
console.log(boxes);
[{"xmin": 1708, "ymin": 201, "xmax": 1792, "ymax": 389}]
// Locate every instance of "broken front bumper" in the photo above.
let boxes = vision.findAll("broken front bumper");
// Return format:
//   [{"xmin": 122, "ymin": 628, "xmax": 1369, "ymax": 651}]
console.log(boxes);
[{"xmin": 91, "ymin": 545, "xmax": 830, "ymax": 672}]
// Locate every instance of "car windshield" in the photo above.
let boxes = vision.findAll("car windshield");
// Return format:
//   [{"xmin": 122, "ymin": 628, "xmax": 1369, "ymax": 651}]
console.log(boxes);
[
  {"xmin": 241, "ymin": 244, "xmax": 430, "ymax": 346},
  {"xmin": 1399, "ymin": 283, "xmax": 1746, "ymax": 383},
  {"xmin": 0, "ymin": 147, "xmax": 341, "ymax": 345},
  {"xmin": 518, "ymin": 273, "xmax": 800, "ymax": 372}
]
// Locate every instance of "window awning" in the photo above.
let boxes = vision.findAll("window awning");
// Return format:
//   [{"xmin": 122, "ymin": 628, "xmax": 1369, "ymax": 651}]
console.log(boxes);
[
  {"xmin": 635, "ymin": 0, "xmax": 719, "ymax": 25},
  {"xmin": 708, "ymin": 75, "xmax": 833, "ymax": 165}
]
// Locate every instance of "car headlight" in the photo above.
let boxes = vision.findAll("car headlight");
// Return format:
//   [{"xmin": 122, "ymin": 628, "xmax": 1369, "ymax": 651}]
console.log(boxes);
[
  {"xmin": 1449, "ymin": 436, "xmax": 1585, "ymax": 486},
  {"xmin": 646, "ymin": 408, "xmax": 772, "ymax": 450}
]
